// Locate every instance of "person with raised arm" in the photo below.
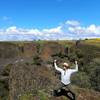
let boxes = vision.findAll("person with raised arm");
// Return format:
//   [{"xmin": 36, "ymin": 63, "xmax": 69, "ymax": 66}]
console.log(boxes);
[{"xmin": 53, "ymin": 60, "xmax": 78, "ymax": 100}]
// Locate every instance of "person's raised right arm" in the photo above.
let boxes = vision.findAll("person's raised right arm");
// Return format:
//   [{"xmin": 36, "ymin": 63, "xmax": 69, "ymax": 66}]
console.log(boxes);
[{"xmin": 54, "ymin": 60, "xmax": 63, "ymax": 73}]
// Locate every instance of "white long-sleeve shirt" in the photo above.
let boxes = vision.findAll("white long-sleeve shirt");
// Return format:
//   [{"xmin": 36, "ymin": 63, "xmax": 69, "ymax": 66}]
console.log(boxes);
[{"xmin": 54, "ymin": 62, "xmax": 78, "ymax": 85}]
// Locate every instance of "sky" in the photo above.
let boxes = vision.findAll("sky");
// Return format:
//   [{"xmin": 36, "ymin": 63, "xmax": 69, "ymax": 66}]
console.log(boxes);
[{"xmin": 0, "ymin": 0, "xmax": 100, "ymax": 40}]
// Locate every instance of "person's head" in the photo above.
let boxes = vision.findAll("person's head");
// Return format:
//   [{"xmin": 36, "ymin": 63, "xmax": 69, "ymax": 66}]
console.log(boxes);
[{"xmin": 63, "ymin": 62, "xmax": 69, "ymax": 70}]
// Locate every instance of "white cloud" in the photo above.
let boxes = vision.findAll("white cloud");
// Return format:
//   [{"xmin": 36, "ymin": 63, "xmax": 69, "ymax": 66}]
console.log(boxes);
[
  {"xmin": 2, "ymin": 16, "xmax": 10, "ymax": 21},
  {"xmin": 68, "ymin": 24, "xmax": 100, "ymax": 35},
  {"xmin": 0, "ymin": 20, "xmax": 100, "ymax": 40},
  {"xmin": 66, "ymin": 20, "xmax": 80, "ymax": 26},
  {"xmin": 6, "ymin": 26, "xmax": 18, "ymax": 33},
  {"xmin": 86, "ymin": 25, "xmax": 100, "ymax": 34},
  {"xmin": 2, "ymin": 16, "xmax": 13, "ymax": 23},
  {"xmin": 43, "ymin": 26, "xmax": 62, "ymax": 34},
  {"xmin": 1, "ymin": 16, "xmax": 13, "ymax": 26},
  {"xmin": 28, "ymin": 29, "xmax": 43, "ymax": 36},
  {"xmin": 0, "ymin": 26, "xmax": 62, "ymax": 35}
]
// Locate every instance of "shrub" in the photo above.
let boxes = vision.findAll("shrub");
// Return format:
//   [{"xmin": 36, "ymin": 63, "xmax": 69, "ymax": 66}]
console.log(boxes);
[
  {"xmin": 2, "ymin": 63, "xmax": 13, "ymax": 76},
  {"xmin": 89, "ymin": 65, "xmax": 100, "ymax": 91},
  {"xmin": 71, "ymin": 72, "xmax": 91, "ymax": 89},
  {"xmin": 32, "ymin": 55, "xmax": 42, "ymax": 65},
  {"xmin": 68, "ymin": 53, "xmax": 78, "ymax": 62},
  {"xmin": 0, "ymin": 80, "xmax": 9, "ymax": 100}
]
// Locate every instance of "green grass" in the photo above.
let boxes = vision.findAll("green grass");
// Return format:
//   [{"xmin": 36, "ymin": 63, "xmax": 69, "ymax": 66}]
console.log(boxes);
[
  {"xmin": 38, "ymin": 90, "xmax": 49, "ymax": 100},
  {"xmin": 83, "ymin": 38, "xmax": 100, "ymax": 47},
  {"xmin": 18, "ymin": 92, "xmax": 33, "ymax": 100}
]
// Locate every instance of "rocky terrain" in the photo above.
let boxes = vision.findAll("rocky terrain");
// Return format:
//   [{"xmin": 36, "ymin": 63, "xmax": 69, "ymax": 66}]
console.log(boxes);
[{"xmin": 0, "ymin": 39, "xmax": 100, "ymax": 100}]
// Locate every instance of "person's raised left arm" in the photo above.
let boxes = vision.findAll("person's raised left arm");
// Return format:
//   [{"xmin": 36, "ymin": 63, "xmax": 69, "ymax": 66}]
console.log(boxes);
[{"xmin": 71, "ymin": 61, "xmax": 78, "ymax": 73}]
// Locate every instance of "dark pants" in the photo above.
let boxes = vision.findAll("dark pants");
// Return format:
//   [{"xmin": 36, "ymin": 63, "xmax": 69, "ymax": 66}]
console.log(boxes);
[{"xmin": 53, "ymin": 83, "xmax": 76, "ymax": 100}]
